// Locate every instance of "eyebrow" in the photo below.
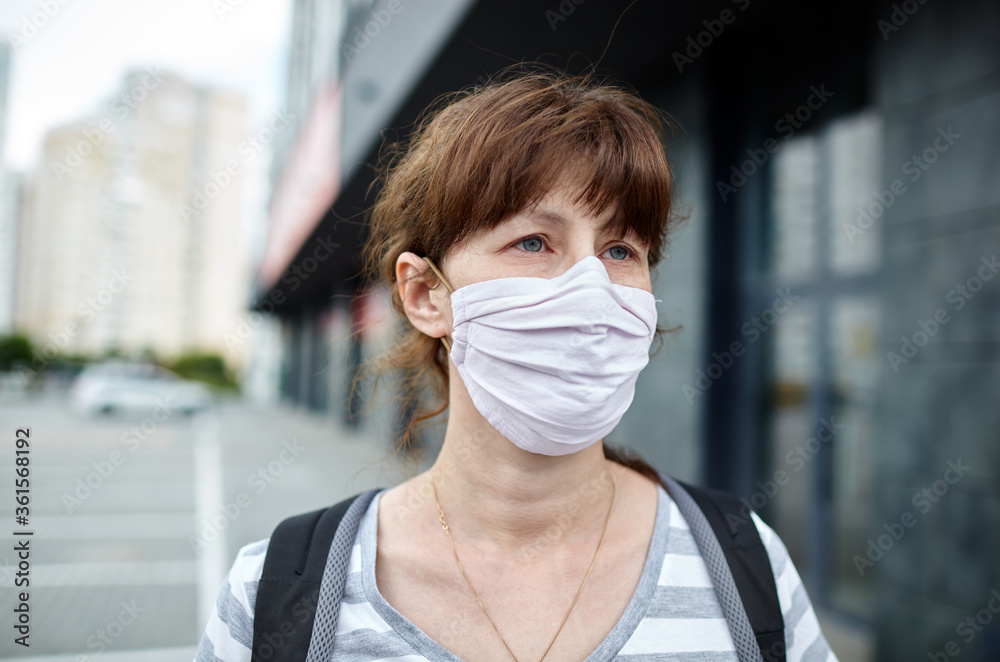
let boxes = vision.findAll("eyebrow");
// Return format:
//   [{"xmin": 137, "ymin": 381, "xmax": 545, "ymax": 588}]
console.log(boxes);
[{"xmin": 524, "ymin": 208, "xmax": 570, "ymax": 227}]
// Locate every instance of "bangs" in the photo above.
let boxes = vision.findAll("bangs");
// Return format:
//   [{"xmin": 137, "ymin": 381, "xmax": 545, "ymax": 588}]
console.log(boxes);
[{"xmin": 404, "ymin": 72, "xmax": 678, "ymax": 266}]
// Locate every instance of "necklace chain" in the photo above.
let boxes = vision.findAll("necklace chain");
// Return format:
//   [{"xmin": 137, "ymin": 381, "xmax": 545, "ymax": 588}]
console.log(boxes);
[{"xmin": 430, "ymin": 476, "xmax": 616, "ymax": 662}]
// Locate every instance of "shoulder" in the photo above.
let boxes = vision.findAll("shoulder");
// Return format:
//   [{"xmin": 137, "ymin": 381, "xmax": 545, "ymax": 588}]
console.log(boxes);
[
  {"xmin": 194, "ymin": 492, "xmax": 380, "ymax": 662},
  {"xmin": 229, "ymin": 538, "xmax": 271, "ymax": 612},
  {"xmin": 748, "ymin": 512, "xmax": 790, "ymax": 580},
  {"xmin": 194, "ymin": 539, "xmax": 270, "ymax": 662},
  {"xmin": 749, "ymin": 512, "xmax": 839, "ymax": 662}
]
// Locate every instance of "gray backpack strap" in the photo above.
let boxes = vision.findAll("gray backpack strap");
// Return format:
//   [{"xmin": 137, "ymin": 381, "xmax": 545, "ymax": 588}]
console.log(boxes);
[
  {"xmin": 305, "ymin": 488, "xmax": 381, "ymax": 662},
  {"xmin": 661, "ymin": 475, "xmax": 764, "ymax": 662}
]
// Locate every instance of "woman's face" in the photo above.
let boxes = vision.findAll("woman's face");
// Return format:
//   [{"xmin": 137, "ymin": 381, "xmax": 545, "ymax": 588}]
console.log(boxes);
[
  {"xmin": 441, "ymin": 181, "xmax": 653, "ymax": 293},
  {"xmin": 396, "ymin": 180, "xmax": 653, "ymax": 346}
]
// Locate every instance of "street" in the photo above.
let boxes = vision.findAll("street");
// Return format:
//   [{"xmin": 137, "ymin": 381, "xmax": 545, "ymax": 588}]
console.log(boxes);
[{"xmin": 0, "ymin": 392, "xmax": 407, "ymax": 661}]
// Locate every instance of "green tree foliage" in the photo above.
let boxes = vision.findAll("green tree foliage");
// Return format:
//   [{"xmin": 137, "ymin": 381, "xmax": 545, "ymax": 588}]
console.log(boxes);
[
  {"xmin": 170, "ymin": 352, "xmax": 239, "ymax": 391},
  {"xmin": 0, "ymin": 334, "xmax": 34, "ymax": 371}
]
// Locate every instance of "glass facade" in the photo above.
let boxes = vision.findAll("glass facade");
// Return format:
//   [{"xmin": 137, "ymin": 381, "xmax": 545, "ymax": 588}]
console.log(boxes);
[{"xmin": 758, "ymin": 111, "xmax": 883, "ymax": 620}]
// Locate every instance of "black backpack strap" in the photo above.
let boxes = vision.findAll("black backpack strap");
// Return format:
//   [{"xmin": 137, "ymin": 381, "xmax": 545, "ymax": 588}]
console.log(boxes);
[
  {"xmin": 250, "ymin": 489, "xmax": 379, "ymax": 661},
  {"xmin": 671, "ymin": 477, "xmax": 786, "ymax": 662}
]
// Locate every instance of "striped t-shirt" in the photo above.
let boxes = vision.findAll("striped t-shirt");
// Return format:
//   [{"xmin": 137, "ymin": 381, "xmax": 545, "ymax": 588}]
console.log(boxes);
[{"xmin": 195, "ymin": 484, "xmax": 838, "ymax": 661}]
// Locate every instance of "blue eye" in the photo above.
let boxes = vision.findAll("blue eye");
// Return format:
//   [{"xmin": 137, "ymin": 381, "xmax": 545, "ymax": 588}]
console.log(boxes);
[
  {"xmin": 608, "ymin": 246, "xmax": 630, "ymax": 260},
  {"xmin": 517, "ymin": 236, "xmax": 544, "ymax": 252}
]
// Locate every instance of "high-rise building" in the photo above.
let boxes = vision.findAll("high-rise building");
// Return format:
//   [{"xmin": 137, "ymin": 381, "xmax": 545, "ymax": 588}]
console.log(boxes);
[
  {"xmin": 15, "ymin": 70, "xmax": 251, "ymax": 366},
  {"xmin": 0, "ymin": 39, "xmax": 16, "ymax": 335},
  {"xmin": 0, "ymin": 39, "xmax": 10, "ymax": 164}
]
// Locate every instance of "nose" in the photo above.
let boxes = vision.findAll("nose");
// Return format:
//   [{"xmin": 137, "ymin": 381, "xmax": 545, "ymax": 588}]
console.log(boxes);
[{"xmin": 559, "ymin": 239, "xmax": 609, "ymax": 278}]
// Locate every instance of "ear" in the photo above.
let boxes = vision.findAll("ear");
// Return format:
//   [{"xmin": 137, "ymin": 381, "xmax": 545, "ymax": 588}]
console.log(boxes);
[{"xmin": 396, "ymin": 251, "xmax": 452, "ymax": 343}]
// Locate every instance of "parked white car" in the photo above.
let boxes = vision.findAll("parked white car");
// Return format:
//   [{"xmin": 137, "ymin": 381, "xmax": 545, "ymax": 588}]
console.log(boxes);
[{"xmin": 70, "ymin": 361, "xmax": 212, "ymax": 416}]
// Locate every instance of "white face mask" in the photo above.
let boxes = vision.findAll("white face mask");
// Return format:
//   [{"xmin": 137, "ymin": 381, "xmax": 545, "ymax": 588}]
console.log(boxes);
[{"xmin": 423, "ymin": 255, "xmax": 659, "ymax": 456}]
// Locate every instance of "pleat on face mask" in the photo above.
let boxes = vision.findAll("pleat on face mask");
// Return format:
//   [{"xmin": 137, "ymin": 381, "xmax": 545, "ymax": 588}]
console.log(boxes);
[{"xmin": 424, "ymin": 255, "xmax": 658, "ymax": 455}]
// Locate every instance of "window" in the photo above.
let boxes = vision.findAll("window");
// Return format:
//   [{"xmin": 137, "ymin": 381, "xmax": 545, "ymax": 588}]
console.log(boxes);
[{"xmin": 759, "ymin": 110, "xmax": 882, "ymax": 619}]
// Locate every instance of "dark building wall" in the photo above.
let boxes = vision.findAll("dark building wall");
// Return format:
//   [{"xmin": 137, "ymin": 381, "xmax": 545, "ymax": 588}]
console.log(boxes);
[
  {"xmin": 872, "ymin": 0, "xmax": 1000, "ymax": 660},
  {"xmin": 620, "ymin": 2, "xmax": 1000, "ymax": 657}
]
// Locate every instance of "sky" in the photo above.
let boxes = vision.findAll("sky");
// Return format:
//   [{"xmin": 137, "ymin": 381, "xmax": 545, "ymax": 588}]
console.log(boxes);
[
  {"xmin": 0, "ymin": 0, "xmax": 293, "ymax": 172},
  {"xmin": 0, "ymin": 0, "xmax": 294, "ymax": 261}
]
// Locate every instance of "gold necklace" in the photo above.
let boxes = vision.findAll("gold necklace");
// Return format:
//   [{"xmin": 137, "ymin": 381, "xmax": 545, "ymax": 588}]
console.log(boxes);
[{"xmin": 430, "ymin": 475, "xmax": 616, "ymax": 662}]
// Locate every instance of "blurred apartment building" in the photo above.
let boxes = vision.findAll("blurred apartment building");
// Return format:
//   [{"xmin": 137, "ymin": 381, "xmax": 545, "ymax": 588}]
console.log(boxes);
[
  {"xmin": 15, "ymin": 71, "xmax": 252, "ymax": 367},
  {"xmin": 0, "ymin": 40, "xmax": 17, "ymax": 334},
  {"xmin": 258, "ymin": 1, "xmax": 999, "ymax": 660}
]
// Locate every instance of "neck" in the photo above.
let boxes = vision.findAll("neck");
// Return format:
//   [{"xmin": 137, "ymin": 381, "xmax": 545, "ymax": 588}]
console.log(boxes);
[{"xmin": 427, "ymin": 377, "xmax": 620, "ymax": 554}]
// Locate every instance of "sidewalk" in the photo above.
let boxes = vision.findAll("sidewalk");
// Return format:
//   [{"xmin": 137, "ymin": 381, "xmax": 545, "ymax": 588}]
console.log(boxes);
[{"xmin": 0, "ymin": 393, "xmax": 412, "ymax": 661}]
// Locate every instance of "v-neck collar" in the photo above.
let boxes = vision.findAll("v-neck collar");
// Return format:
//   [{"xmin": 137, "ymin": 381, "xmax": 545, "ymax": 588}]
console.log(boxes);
[{"xmin": 358, "ymin": 483, "xmax": 671, "ymax": 661}]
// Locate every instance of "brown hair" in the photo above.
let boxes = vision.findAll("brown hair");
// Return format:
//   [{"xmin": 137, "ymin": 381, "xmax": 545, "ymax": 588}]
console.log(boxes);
[{"xmin": 361, "ymin": 67, "xmax": 682, "ymax": 468}]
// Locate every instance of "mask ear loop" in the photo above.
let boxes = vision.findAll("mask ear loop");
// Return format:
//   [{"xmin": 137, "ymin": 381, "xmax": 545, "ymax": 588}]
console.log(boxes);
[{"xmin": 422, "ymin": 257, "xmax": 454, "ymax": 354}]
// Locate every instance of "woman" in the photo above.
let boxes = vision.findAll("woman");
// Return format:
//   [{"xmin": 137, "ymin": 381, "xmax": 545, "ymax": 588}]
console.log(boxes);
[{"xmin": 196, "ymin": 70, "xmax": 837, "ymax": 662}]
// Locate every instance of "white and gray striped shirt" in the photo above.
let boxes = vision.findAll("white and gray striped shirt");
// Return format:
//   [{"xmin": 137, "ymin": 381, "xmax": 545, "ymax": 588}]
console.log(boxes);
[{"xmin": 196, "ymin": 485, "xmax": 838, "ymax": 661}]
